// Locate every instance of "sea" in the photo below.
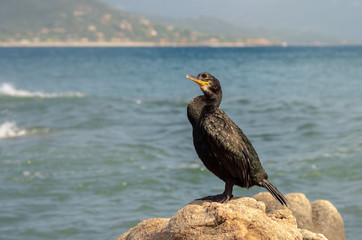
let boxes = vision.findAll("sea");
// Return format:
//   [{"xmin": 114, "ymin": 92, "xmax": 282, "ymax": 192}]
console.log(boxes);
[{"xmin": 0, "ymin": 46, "xmax": 361, "ymax": 240}]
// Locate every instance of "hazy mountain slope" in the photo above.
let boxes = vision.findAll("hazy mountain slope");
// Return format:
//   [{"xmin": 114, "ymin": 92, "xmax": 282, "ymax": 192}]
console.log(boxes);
[
  {"xmin": 136, "ymin": 15, "xmax": 343, "ymax": 44},
  {"xmin": 0, "ymin": 0, "xmax": 221, "ymax": 43},
  {"xmin": 102, "ymin": 0, "xmax": 360, "ymax": 44}
]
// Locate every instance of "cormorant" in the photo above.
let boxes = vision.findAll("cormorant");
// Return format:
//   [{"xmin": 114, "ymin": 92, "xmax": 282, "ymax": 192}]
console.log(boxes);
[{"xmin": 186, "ymin": 72, "xmax": 287, "ymax": 206}]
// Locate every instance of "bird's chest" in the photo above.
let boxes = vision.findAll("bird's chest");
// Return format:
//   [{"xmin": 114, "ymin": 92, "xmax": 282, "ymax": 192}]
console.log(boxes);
[
  {"xmin": 192, "ymin": 128, "xmax": 208, "ymax": 153},
  {"xmin": 192, "ymin": 128, "xmax": 219, "ymax": 164}
]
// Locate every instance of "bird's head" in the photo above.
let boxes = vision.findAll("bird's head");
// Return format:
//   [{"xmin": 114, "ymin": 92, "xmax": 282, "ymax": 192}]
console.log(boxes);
[{"xmin": 186, "ymin": 72, "xmax": 222, "ymax": 101}]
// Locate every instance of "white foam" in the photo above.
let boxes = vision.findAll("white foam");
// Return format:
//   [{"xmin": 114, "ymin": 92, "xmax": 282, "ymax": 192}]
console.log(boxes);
[
  {"xmin": 0, "ymin": 121, "xmax": 50, "ymax": 139},
  {"xmin": 0, "ymin": 121, "xmax": 27, "ymax": 138},
  {"xmin": 0, "ymin": 83, "xmax": 85, "ymax": 98}
]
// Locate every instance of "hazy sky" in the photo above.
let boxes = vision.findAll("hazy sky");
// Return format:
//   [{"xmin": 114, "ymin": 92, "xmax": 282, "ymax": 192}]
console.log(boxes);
[{"xmin": 104, "ymin": 0, "xmax": 362, "ymax": 43}]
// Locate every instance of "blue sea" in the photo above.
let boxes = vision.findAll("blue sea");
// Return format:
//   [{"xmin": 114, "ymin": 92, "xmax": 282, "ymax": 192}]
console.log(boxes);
[{"xmin": 0, "ymin": 47, "xmax": 361, "ymax": 239}]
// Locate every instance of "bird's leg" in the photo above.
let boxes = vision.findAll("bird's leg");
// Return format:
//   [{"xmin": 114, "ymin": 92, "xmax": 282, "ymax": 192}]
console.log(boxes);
[
  {"xmin": 196, "ymin": 181, "xmax": 234, "ymax": 203},
  {"xmin": 222, "ymin": 180, "xmax": 234, "ymax": 203}
]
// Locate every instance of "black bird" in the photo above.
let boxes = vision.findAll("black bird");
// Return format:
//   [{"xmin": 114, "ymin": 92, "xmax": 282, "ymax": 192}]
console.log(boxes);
[{"xmin": 186, "ymin": 72, "xmax": 287, "ymax": 206}]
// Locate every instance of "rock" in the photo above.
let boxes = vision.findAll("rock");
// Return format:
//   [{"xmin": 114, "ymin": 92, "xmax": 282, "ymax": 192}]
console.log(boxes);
[
  {"xmin": 253, "ymin": 192, "xmax": 345, "ymax": 240},
  {"xmin": 299, "ymin": 229, "xmax": 327, "ymax": 240},
  {"xmin": 118, "ymin": 218, "xmax": 169, "ymax": 240},
  {"xmin": 119, "ymin": 196, "xmax": 339, "ymax": 240},
  {"xmin": 311, "ymin": 200, "xmax": 345, "ymax": 240},
  {"xmin": 160, "ymin": 198, "xmax": 301, "ymax": 240},
  {"xmin": 253, "ymin": 192, "xmax": 313, "ymax": 229}
]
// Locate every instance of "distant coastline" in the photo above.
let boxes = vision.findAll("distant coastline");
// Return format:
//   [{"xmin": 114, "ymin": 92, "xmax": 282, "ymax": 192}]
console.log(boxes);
[
  {"xmin": 0, "ymin": 41, "xmax": 262, "ymax": 47},
  {"xmin": 0, "ymin": 41, "xmax": 357, "ymax": 47}
]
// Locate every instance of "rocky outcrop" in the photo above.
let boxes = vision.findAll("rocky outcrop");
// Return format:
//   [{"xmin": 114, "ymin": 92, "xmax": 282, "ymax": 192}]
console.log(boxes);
[
  {"xmin": 120, "ymin": 218, "xmax": 170, "ymax": 240},
  {"xmin": 254, "ymin": 193, "xmax": 345, "ymax": 240},
  {"xmin": 311, "ymin": 200, "xmax": 345, "ymax": 240},
  {"xmin": 119, "ymin": 193, "xmax": 344, "ymax": 240}
]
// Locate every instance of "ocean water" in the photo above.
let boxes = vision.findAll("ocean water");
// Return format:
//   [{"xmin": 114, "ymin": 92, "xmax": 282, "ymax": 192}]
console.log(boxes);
[{"xmin": 0, "ymin": 47, "xmax": 361, "ymax": 239}]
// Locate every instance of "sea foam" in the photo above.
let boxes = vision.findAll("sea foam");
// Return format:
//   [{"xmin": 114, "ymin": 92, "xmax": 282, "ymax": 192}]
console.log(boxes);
[
  {"xmin": 0, "ymin": 121, "xmax": 27, "ymax": 138},
  {"xmin": 0, "ymin": 121, "xmax": 50, "ymax": 139},
  {"xmin": 0, "ymin": 83, "xmax": 86, "ymax": 98}
]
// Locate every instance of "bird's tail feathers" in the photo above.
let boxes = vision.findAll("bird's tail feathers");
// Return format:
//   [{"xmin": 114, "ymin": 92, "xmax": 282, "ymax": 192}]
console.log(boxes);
[{"xmin": 261, "ymin": 179, "xmax": 288, "ymax": 207}]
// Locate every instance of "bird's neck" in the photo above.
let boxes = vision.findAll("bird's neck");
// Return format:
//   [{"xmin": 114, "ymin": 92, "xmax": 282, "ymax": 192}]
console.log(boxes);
[
  {"xmin": 207, "ymin": 91, "xmax": 222, "ymax": 108},
  {"xmin": 202, "ymin": 86, "xmax": 222, "ymax": 107},
  {"xmin": 187, "ymin": 93, "xmax": 222, "ymax": 127}
]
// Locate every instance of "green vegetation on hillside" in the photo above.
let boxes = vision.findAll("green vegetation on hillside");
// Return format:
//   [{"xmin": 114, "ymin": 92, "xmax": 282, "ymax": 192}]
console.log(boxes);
[{"xmin": 0, "ymin": 0, "xmax": 251, "ymax": 44}]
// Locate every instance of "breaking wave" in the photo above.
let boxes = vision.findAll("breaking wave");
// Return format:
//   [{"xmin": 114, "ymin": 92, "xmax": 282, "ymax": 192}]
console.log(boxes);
[
  {"xmin": 0, "ymin": 121, "xmax": 50, "ymax": 139},
  {"xmin": 0, "ymin": 83, "xmax": 86, "ymax": 98}
]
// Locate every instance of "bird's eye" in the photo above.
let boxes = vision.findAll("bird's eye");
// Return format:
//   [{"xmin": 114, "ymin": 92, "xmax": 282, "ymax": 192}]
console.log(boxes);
[{"xmin": 201, "ymin": 73, "xmax": 207, "ymax": 78}]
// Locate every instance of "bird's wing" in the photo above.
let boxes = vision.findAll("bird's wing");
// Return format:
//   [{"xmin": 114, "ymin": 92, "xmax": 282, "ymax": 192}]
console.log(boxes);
[{"xmin": 201, "ymin": 108, "xmax": 252, "ymax": 187}]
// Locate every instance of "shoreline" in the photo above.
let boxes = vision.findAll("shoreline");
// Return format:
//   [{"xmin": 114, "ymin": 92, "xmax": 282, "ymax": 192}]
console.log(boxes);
[
  {"xmin": 0, "ymin": 41, "xmax": 359, "ymax": 48},
  {"xmin": 0, "ymin": 41, "xmax": 270, "ymax": 48}
]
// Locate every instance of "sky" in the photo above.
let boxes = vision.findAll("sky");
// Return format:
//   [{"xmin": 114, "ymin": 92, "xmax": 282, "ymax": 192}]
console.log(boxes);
[{"xmin": 104, "ymin": 0, "xmax": 362, "ymax": 43}]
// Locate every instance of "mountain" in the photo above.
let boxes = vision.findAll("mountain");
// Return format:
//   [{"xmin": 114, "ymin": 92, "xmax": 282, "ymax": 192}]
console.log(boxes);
[
  {"xmin": 0, "ymin": 0, "xmax": 246, "ymax": 44},
  {"xmin": 2, "ymin": 0, "xmax": 336, "ymax": 46},
  {"xmin": 146, "ymin": 15, "xmax": 343, "ymax": 45},
  {"xmin": 102, "ymin": 0, "xmax": 360, "ymax": 44}
]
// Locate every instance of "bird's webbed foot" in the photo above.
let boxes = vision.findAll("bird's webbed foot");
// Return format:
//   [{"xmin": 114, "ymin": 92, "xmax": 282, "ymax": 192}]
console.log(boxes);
[{"xmin": 196, "ymin": 193, "xmax": 233, "ymax": 203}]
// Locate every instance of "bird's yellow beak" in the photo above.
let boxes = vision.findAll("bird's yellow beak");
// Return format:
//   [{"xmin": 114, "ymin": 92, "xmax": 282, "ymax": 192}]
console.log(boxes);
[{"xmin": 186, "ymin": 75, "xmax": 210, "ymax": 87}]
